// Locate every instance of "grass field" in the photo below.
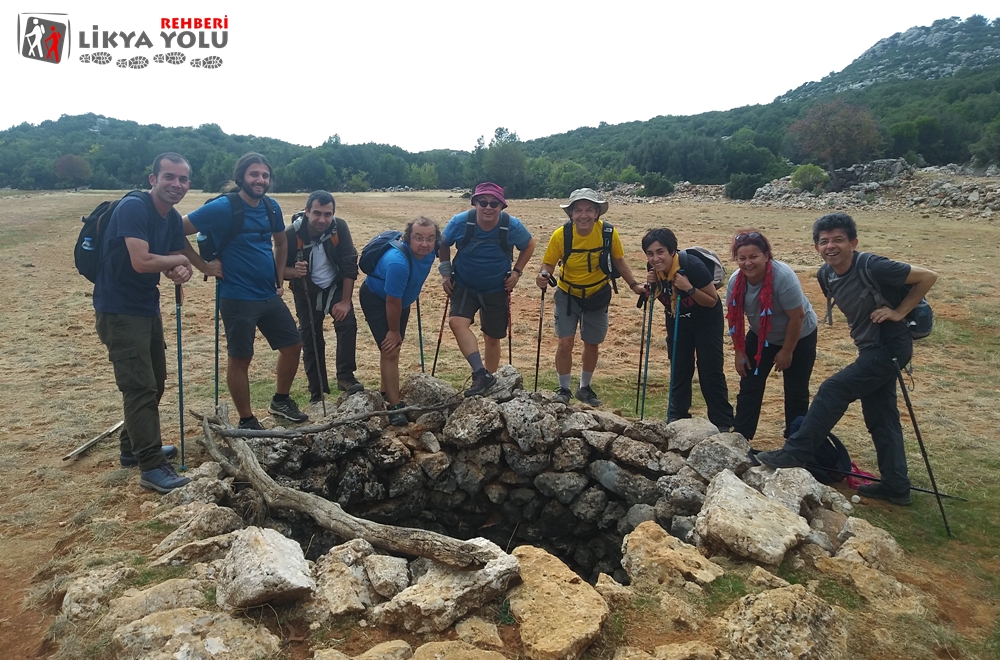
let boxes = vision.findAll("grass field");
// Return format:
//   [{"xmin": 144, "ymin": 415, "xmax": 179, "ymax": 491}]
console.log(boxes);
[{"xmin": 0, "ymin": 187, "xmax": 997, "ymax": 658}]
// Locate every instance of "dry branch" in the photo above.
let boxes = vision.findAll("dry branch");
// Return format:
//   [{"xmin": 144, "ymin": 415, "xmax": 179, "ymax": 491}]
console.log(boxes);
[{"xmin": 199, "ymin": 405, "xmax": 494, "ymax": 569}]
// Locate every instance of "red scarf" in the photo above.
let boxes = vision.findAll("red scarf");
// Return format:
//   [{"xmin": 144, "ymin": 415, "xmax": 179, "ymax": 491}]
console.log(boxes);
[{"xmin": 726, "ymin": 260, "xmax": 774, "ymax": 376}]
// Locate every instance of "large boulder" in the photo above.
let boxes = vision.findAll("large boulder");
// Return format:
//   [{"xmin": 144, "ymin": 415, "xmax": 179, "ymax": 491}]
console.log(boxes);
[
  {"xmin": 152, "ymin": 502, "xmax": 244, "ymax": 557},
  {"xmin": 400, "ymin": 372, "xmax": 459, "ymax": 408},
  {"xmin": 500, "ymin": 396, "xmax": 550, "ymax": 452},
  {"xmin": 621, "ymin": 521, "xmax": 724, "ymax": 589},
  {"xmin": 588, "ymin": 460, "xmax": 659, "ymax": 505},
  {"xmin": 61, "ymin": 563, "xmax": 137, "ymax": 622},
  {"xmin": 216, "ymin": 527, "xmax": 315, "ymax": 610},
  {"xmin": 112, "ymin": 607, "xmax": 280, "ymax": 659},
  {"xmin": 695, "ymin": 470, "xmax": 810, "ymax": 565},
  {"xmin": 836, "ymin": 516, "xmax": 903, "ymax": 572},
  {"xmin": 508, "ymin": 545, "xmax": 609, "ymax": 660},
  {"xmin": 686, "ymin": 433, "xmax": 752, "ymax": 480},
  {"xmin": 443, "ymin": 397, "xmax": 504, "ymax": 447},
  {"xmin": 761, "ymin": 468, "xmax": 826, "ymax": 518},
  {"xmin": 664, "ymin": 418, "xmax": 721, "ymax": 453}
]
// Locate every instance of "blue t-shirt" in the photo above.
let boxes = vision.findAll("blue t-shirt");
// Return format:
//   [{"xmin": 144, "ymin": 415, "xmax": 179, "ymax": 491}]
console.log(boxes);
[
  {"xmin": 441, "ymin": 211, "xmax": 532, "ymax": 293},
  {"xmin": 187, "ymin": 195, "xmax": 284, "ymax": 301},
  {"xmin": 93, "ymin": 195, "xmax": 184, "ymax": 317},
  {"xmin": 364, "ymin": 242, "xmax": 435, "ymax": 307}
]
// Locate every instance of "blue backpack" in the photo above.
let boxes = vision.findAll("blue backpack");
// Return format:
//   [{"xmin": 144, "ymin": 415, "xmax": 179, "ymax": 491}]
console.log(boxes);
[{"xmin": 359, "ymin": 230, "xmax": 411, "ymax": 275}]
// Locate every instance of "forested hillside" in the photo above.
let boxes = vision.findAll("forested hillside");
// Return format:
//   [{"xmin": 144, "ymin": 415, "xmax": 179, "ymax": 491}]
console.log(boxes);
[{"xmin": 1, "ymin": 15, "xmax": 998, "ymax": 198}]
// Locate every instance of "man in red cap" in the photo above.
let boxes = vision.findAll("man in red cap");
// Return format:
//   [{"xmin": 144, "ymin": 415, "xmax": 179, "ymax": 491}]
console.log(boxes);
[{"xmin": 438, "ymin": 182, "xmax": 535, "ymax": 396}]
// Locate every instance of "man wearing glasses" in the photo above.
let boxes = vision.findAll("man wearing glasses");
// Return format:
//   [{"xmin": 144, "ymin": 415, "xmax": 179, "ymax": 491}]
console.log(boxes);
[{"xmin": 438, "ymin": 182, "xmax": 535, "ymax": 396}]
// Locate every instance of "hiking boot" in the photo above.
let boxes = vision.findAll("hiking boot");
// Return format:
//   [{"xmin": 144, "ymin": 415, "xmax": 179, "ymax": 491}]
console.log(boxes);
[
  {"xmin": 575, "ymin": 385, "xmax": 602, "ymax": 407},
  {"xmin": 553, "ymin": 387, "xmax": 572, "ymax": 404},
  {"xmin": 388, "ymin": 402, "xmax": 408, "ymax": 427},
  {"xmin": 464, "ymin": 369, "xmax": 497, "ymax": 397},
  {"xmin": 238, "ymin": 416, "xmax": 264, "ymax": 431},
  {"xmin": 756, "ymin": 449, "xmax": 806, "ymax": 469},
  {"xmin": 269, "ymin": 397, "xmax": 309, "ymax": 423},
  {"xmin": 309, "ymin": 393, "xmax": 325, "ymax": 405},
  {"xmin": 139, "ymin": 461, "xmax": 191, "ymax": 494},
  {"xmin": 857, "ymin": 482, "xmax": 912, "ymax": 506},
  {"xmin": 337, "ymin": 377, "xmax": 364, "ymax": 394},
  {"xmin": 120, "ymin": 445, "xmax": 178, "ymax": 468},
  {"xmin": 716, "ymin": 425, "xmax": 733, "ymax": 434}
]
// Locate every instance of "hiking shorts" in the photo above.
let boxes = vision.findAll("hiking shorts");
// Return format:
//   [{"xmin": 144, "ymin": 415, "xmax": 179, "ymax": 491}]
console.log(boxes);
[
  {"xmin": 553, "ymin": 287, "xmax": 610, "ymax": 344},
  {"xmin": 450, "ymin": 285, "xmax": 509, "ymax": 339},
  {"xmin": 220, "ymin": 296, "xmax": 301, "ymax": 359},
  {"xmin": 359, "ymin": 282, "xmax": 410, "ymax": 348}
]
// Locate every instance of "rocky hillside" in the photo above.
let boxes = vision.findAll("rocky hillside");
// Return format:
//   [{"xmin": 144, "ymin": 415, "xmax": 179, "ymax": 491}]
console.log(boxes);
[{"xmin": 779, "ymin": 15, "xmax": 1000, "ymax": 102}]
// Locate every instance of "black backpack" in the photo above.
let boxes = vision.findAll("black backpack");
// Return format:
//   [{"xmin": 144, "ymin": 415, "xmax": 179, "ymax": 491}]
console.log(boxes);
[
  {"xmin": 457, "ymin": 208, "xmax": 512, "ymax": 261},
  {"xmin": 561, "ymin": 220, "xmax": 620, "ymax": 294},
  {"xmin": 819, "ymin": 251, "xmax": 933, "ymax": 340},
  {"xmin": 195, "ymin": 190, "xmax": 281, "ymax": 263},
  {"xmin": 75, "ymin": 191, "xmax": 156, "ymax": 283},
  {"xmin": 787, "ymin": 415, "xmax": 852, "ymax": 484},
  {"xmin": 359, "ymin": 230, "xmax": 412, "ymax": 276}
]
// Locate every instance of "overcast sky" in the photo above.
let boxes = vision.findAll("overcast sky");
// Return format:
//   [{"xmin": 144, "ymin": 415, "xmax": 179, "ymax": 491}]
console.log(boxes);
[{"xmin": 4, "ymin": 1, "xmax": 996, "ymax": 153}]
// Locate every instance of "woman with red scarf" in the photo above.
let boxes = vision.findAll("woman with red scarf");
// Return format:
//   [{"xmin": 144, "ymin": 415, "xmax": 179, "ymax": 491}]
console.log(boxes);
[{"xmin": 726, "ymin": 229, "xmax": 818, "ymax": 442}]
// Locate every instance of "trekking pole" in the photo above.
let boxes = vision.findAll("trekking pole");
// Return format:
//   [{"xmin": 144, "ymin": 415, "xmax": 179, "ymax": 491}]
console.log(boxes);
[
  {"xmin": 639, "ymin": 285, "xmax": 657, "ymax": 420},
  {"xmin": 174, "ymin": 284, "xmax": 186, "ymax": 471},
  {"xmin": 506, "ymin": 282, "xmax": 513, "ymax": 367},
  {"xmin": 298, "ymin": 250, "xmax": 326, "ymax": 417},
  {"xmin": 823, "ymin": 296, "xmax": 834, "ymax": 326},
  {"xmin": 666, "ymin": 293, "xmax": 681, "ymax": 423},
  {"xmin": 893, "ymin": 357, "xmax": 952, "ymax": 537},
  {"xmin": 213, "ymin": 279, "xmax": 220, "ymax": 409},
  {"xmin": 534, "ymin": 272, "xmax": 553, "ymax": 392},
  {"xmin": 431, "ymin": 294, "xmax": 449, "ymax": 377},
  {"xmin": 635, "ymin": 294, "xmax": 648, "ymax": 415},
  {"xmin": 416, "ymin": 297, "xmax": 425, "ymax": 373}
]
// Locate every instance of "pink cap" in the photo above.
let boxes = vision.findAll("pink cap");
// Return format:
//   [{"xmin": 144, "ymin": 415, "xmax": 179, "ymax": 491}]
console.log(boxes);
[{"xmin": 472, "ymin": 182, "xmax": 507, "ymax": 208}]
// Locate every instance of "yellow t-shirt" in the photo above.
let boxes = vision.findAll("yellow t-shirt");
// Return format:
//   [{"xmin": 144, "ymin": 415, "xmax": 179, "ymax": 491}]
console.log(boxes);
[{"xmin": 542, "ymin": 220, "xmax": 625, "ymax": 295}]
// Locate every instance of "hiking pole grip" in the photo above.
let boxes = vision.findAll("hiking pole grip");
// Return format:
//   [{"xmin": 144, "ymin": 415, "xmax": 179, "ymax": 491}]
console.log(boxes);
[
  {"xmin": 893, "ymin": 357, "xmax": 952, "ymax": 537},
  {"xmin": 174, "ymin": 284, "xmax": 186, "ymax": 470}
]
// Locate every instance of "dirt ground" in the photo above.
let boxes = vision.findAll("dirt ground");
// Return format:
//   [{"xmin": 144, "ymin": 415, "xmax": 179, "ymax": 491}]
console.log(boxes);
[{"xmin": 0, "ymin": 186, "xmax": 998, "ymax": 658}]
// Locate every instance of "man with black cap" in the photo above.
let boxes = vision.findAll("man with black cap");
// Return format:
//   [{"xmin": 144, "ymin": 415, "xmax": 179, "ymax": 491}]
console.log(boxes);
[
  {"xmin": 535, "ymin": 188, "xmax": 644, "ymax": 405},
  {"xmin": 439, "ymin": 182, "xmax": 535, "ymax": 396},
  {"xmin": 282, "ymin": 190, "xmax": 363, "ymax": 408}
]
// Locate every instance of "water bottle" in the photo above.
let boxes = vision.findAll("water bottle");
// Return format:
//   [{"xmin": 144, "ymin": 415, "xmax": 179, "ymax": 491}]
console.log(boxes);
[{"xmin": 81, "ymin": 237, "xmax": 94, "ymax": 251}]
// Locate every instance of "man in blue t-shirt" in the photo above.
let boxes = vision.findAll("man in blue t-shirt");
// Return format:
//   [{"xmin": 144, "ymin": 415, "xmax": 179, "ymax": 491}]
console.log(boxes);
[
  {"xmin": 438, "ymin": 182, "xmax": 535, "ymax": 397},
  {"xmin": 358, "ymin": 217, "xmax": 439, "ymax": 426},
  {"xmin": 183, "ymin": 153, "xmax": 307, "ymax": 429},
  {"xmin": 758, "ymin": 213, "xmax": 937, "ymax": 506},
  {"xmin": 93, "ymin": 152, "xmax": 194, "ymax": 494}
]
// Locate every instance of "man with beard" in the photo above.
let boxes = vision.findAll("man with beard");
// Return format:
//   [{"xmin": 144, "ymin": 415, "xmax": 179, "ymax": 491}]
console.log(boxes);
[
  {"xmin": 93, "ymin": 152, "xmax": 194, "ymax": 493},
  {"xmin": 184, "ymin": 152, "xmax": 307, "ymax": 429}
]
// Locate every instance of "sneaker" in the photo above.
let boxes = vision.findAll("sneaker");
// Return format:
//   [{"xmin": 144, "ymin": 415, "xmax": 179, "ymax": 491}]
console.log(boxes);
[
  {"xmin": 309, "ymin": 394, "xmax": 325, "ymax": 405},
  {"xmin": 388, "ymin": 402, "xmax": 408, "ymax": 427},
  {"xmin": 575, "ymin": 385, "xmax": 602, "ymax": 407},
  {"xmin": 553, "ymin": 387, "xmax": 572, "ymax": 404},
  {"xmin": 464, "ymin": 369, "xmax": 497, "ymax": 397},
  {"xmin": 857, "ymin": 482, "xmax": 912, "ymax": 506},
  {"xmin": 268, "ymin": 397, "xmax": 309, "ymax": 423},
  {"xmin": 337, "ymin": 377, "xmax": 364, "ymax": 394},
  {"xmin": 238, "ymin": 416, "xmax": 264, "ymax": 430},
  {"xmin": 139, "ymin": 461, "xmax": 191, "ymax": 494},
  {"xmin": 120, "ymin": 445, "xmax": 178, "ymax": 468},
  {"xmin": 716, "ymin": 425, "xmax": 733, "ymax": 434},
  {"xmin": 756, "ymin": 449, "xmax": 807, "ymax": 469}
]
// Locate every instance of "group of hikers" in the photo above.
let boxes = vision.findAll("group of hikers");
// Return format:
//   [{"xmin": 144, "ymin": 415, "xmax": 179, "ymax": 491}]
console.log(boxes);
[{"xmin": 92, "ymin": 151, "xmax": 937, "ymax": 504}]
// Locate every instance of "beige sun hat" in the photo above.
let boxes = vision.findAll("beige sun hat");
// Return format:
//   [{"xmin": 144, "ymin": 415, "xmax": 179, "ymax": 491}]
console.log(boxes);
[{"xmin": 560, "ymin": 187, "xmax": 609, "ymax": 217}]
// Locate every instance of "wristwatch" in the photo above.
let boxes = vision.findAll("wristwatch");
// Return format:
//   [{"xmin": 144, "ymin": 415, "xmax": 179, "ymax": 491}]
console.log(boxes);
[
  {"xmin": 686, "ymin": 287, "xmax": 696, "ymax": 296},
  {"xmin": 512, "ymin": 267, "xmax": 522, "ymax": 275}
]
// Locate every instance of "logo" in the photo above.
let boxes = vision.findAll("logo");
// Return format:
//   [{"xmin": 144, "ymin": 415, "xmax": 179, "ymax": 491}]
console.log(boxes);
[{"xmin": 19, "ymin": 13, "xmax": 70, "ymax": 64}]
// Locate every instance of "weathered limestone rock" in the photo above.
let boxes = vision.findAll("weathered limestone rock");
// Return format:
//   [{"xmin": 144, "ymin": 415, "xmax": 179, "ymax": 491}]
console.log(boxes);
[
  {"xmin": 657, "ymin": 593, "xmax": 702, "ymax": 633},
  {"xmin": 664, "ymin": 418, "xmax": 720, "ymax": 453},
  {"xmin": 503, "ymin": 443, "xmax": 551, "ymax": 477},
  {"xmin": 354, "ymin": 640, "xmax": 413, "ymax": 660},
  {"xmin": 624, "ymin": 420, "xmax": 671, "ymax": 449},
  {"xmin": 338, "ymin": 389, "xmax": 388, "ymax": 433},
  {"xmin": 594, "ymin": 573, "xmax": 634, "ymax": 608},
  {"xmin": 162, "ymin": 476, "xmax": 233, "ymax": 506},
  {"xmin": 456, "ymin": 616, "xmax": 504, "ymax": 648},
  {"xmin": 581, "ymin": 429, "xmax": 618, "ymax": 452},
  {"xmin": 486, "ymin": 364, "xmax": 523, "ymax": 401},
  {"xmin": 534, "ymin": 471, "xmax": 589, "ymax": 504},
  {"xmin": 501, "ymin": 396, "xmax": 549, "ymax": 452},
  {"xmin": 652, "ymin": 641, "xmax": 730, "ymax": 659},
  {"xmin": 657, "ymin": 473, "xmax": 707, "ymax": 516},
  {"xmin": 411, "ymin": 641, "xmax": 507, "ymax": 659},
  {"xmin": 621, "ymin": 521, "xmax": 724, "ymax": 589},
  {"xmin": 153, "ymin": 503, "xmax": 244, "ymax": 556},
  {"xmin": 762, "ymin": 468, "xmax": 826, "ymax": 517},
  {"xmin": 216, "ymin": 527, "xmax": 315, "ymax": 610},
  {"xmin": 836, "ymin": 516, "xmax": 903, "ymax": 572},
  {"xmin": 570, "ymin": 486, "xmax": 608, "ymax": 523},
  {"xmin": 112, "ymin": 607, "xmax": 280, "ymax": 659},
  {"xmin": 613, "ymin": 649, "xmax": 654, "ymax": 660},
  {"xmin": 400, "ymin": 372, "xmax": 458, "ymax": 408},
  {"xmin": 552, "ymin": 437, "xmax": 590, "ymax": 471},
  {"xmin": 561, "ymin": 411, "xmax": 600, "ymax": 436},
  {"xmin": 307, "ymin": 539, "xmax": 378, "ymax": 619},
  {"xmin": 611, "ymin": 436, "xmax": 662, "ymax": 471},
  {"xmin": 810, "ymin": 509, "xmax": 848, "ymax": 551},
  {"xmin": 746, "ymin": 566, "xmax": 790, "ymax": 589},
  {"xmin": 696, "ymin": 470, "xmax": 810, "ymax": 565},
  {"xmin": 105, "ymin": 578, "xmax": 206, "ymax": 626},
  {"xmin": 62, "ymin": 563, "xmax": 137, "ymax": 621},
  {"xmin": 153, "ymin": 501, "xmax": 212, "ymax": 526},
  {"xmin": 314, "ymin": 650, "xmax": 351, "ymax": 660},
  {"xmin": 724, "ymin": 584, "xmax": 848, "ymax": 660},
  {"xmin": 151, "ymin": 531, "xmax": 238, "ymax": 567},
  {"xmin": 443, "ymin": 397, "xmax": 504, "ymax": 447},
  {"xmin": 363, "ymin": 554, "xmax": 411, "ymax": 599},
  {"xmin": 814, "ymin": 556, "xmax": 923, "ymax": 615},
  {"xmin": 508, "ymin": 545, "xmax": 609, "ymax": 660},
  {"xmin": 686, "ymin": 433, "xmax": 752, "ymax": 480},
  {"xmin": 589, "ymin": 460, "xmax": 659, "ymax": 505},
  {"xmin": 414, "ymin": 451, "xmax": 451, "ymax": 480},
  {"xmin": 372, "ymin": 538, "xmax": 517, "ymax": 633},
  {"xmin": 185, "ymin": 461, "xmax": 224, "ymax": 481},
  {"xmin": 589, "ymin": 410, "xmax": 631, "ymax": 434},
  {"xmin": 740, "ymin": 465, "xmax": 771, "ymax": 492}
]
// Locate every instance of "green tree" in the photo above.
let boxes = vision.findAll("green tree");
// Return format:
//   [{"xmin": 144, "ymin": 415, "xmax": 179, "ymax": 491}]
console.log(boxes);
[
  {"xmin": 790, "ymin": 163, "xmax": 830, "ymax": 191},
  {"xmin": 547, "ymin": 161, "xmax": 591, "ymax": 198},
  {"xmin": 970, "ymin": 114, "xmax": 1000, "ymax": 164},
  {"xmin": 637, "ymin": 172, "xmax": 674, "ymax": 196},
  {"xmin": 54, "ymin": 154, "xmax": 92, "ymax": 188},
  {"xmin": 789, "ymin": 99, "xmax": 882, "ymax": 169},
  {"xmin": 725, "ymin": 173, "xmax": 768, "ymax": 200},
  {"xmin": 619, "ymin": 165, "xmax": 641, "ymax": 184}
]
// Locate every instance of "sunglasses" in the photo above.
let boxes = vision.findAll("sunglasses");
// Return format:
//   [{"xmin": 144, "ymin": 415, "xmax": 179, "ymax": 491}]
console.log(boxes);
[
  {"xmin": 734, "ymin": 232, "xmax": 762, "ymax": 243},
  {"xmin": 476, "ymin": 200, "xmax": 502, "ymax": 209}
]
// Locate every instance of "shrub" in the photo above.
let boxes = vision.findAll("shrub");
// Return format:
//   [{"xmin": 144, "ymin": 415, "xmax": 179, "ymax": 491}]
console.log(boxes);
[
  {"xmin": 725, "ymin": 173, "xmax": 768, "ymax": 200},
  {"xmin": 790, "ymin": 164, "xmax": 829, "ymax": 192},
  {"xmin": 619, "ymin": 165, "xmax": 641, "ymax": 184},
  {"xmin": 637, "ymin": 172, "xmax": 674, "ymax": 196}
]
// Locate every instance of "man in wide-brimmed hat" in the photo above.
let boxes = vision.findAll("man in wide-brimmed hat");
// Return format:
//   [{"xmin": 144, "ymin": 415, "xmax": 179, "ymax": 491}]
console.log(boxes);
[
  {"xmin": 439, "ymin": 182, "xmax": 535, "ymax": 396},
  {"xmin": 535, "ymin": 188, "xmax": 644, "ymax": 406}
]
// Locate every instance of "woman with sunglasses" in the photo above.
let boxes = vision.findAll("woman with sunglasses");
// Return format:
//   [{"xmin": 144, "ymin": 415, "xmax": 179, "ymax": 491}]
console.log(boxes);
[{"xmin": 725, "ymin": 229, "xmax": 817, "ymax": 442}]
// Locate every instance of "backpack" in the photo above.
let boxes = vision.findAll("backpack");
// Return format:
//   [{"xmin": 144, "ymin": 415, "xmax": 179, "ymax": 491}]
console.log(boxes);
[
  {"xmin": 682, "ymin": 247, "xmax": 726, "ymax": 289},
  {"xmin": 195, "ymin": 191, "xmax": 281, "ymax": 263},
  {"xmin": 75, "ymin": 191, "xmax": 156, "ymax": 283},
  {"xmin": 457, "ymin": 208, "xmax": 511, "ymax": 261},
  {"xmin": 788, "ymin": 416, "xmax": 852, "ymax": 484},
  {"xmin": 290, "ymin": 211, "xmax": 339, "ymax": 251},
  {"xmin": 818, "ymin": 252, "xmax": 933, "ymax": 340},
  {"xmin": 359, "ymin": 230, "xmax": 411, "ymax": 275},
  {"xmin": 561, "ymin": 220, "xmax": 621, "ymax": 295}
]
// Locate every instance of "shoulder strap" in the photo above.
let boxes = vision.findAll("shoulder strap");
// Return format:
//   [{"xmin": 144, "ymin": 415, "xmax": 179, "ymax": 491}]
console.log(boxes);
[
  {"xmin": 458, "ymin": 209, "xmax": 478, "ymax": 250},
  {"xmin": 601, "ymin": 221, "xmax": 613, "ymax": 254},
  {"xmin": 498, "ymin": 211, "xmax": 511, "ymax": 259},
  {"xmin": 562, "ymin": 221, "xmax": 574, "ymax": 264},
  {"xmin": 854, "ymin": 252, "xmax": 886, "ymax": 306},
  {"xmin": 816, "ymin": 263, "xmax": 831, "ymax": 298},
  {"xmin": 210, "ymin": 191, "xmax": 245, "ymax": 258}
]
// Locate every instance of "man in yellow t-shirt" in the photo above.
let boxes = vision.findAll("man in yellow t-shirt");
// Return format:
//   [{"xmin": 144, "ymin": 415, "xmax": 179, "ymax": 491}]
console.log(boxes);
[{"xmin": 535, "ymin": 188, "xmax": 644, "ymax": 405}]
